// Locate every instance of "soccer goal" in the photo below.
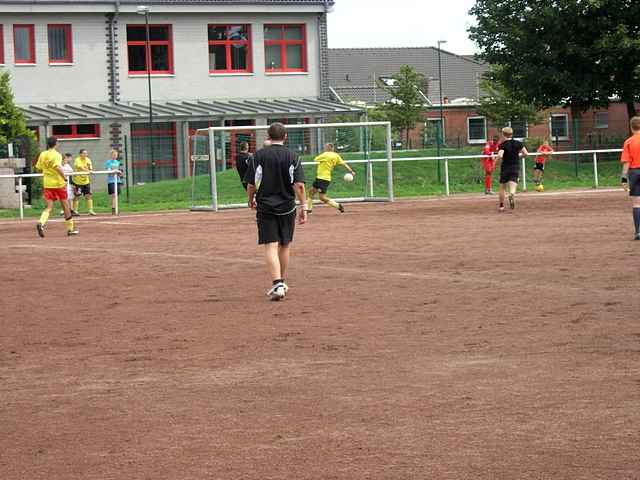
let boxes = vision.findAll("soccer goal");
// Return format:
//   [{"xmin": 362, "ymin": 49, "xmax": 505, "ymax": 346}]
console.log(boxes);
[{"xmin": 189, "ymin": 121, "xmax": 394, "ymax": 211}]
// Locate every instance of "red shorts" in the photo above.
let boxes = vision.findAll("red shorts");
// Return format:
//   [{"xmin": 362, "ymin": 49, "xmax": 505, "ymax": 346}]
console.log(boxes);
[
  {"xmin": 483, "ymin": 160, "xmax": 496, "ymax": 173},
  {"xmin": 44, "ymin": 187, "xmax": 68, "ymax": 201}
]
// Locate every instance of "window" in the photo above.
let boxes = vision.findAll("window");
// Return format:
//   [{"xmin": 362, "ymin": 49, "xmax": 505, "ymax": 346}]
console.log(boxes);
[
  {"xmin": 550, "ymin": 114, "xmax": 569, "ymax": 140},
  {"xmin": 0, "ymin": 26, "xmax": 4, "ymax": 64},
  {"xmin": 127, "ymin": 24, "xmax": 173, "ymax": 74},
  {"xmin": 51, "ymin": 124, "xmax": 100, "ymax": 139},
  {"xmin": 264, "ymin": 24, "xmax": 307, "ymax": 72},
  {"xmin": 510, "ymin": 119, "xmax": 528, "ymax": 140},
  {"xmin": 424, "ymin": 118, "xmax": 445, "ymax": 146},
  {"xmin": 595, "ymin": 111, "xmax": 608, "ymax": 129},
  {"xmin": 467, "ymin": 117, "xmax": 487, "ymax": 144},
  {"xmin": 208, "ymin": 24, "xmax": 251, "ymax": 73},
  {"xmin": 48, "ymin": 24, "xmax": 73, "ymax": 63},
  {"xmin": 14, "ymin": 25, "xmax": 35, "ymax": 64}
]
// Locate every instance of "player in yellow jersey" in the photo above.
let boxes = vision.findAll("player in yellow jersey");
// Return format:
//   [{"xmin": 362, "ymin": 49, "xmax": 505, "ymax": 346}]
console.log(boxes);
[
  {"xmin": 306, "ymin": 143, "xmax": 355, "ymax": 214},
  {"xmin": 72, "ymin": 148, "xmax": 96, "ymax": 215},
  {"xmin": 35, "ymin": 137, "xmax": 79, "ymax": 237}
]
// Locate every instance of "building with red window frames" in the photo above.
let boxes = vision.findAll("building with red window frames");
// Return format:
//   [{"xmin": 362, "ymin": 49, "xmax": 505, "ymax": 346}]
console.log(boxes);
[{"xmin": 0, "ymin": 0, "xmax": 361, "ymax": 185}]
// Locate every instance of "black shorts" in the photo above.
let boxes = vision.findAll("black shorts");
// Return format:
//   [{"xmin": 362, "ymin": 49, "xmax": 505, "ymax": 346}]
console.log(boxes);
[
  {"xmin": 500, "ymin": 168, "xmax": 520, "ymax": 184},
  {"xmin": 629, "ymin": 168, "xmax": 640, "ymax": 197},
  {"xmin": 257, "ymin": 211, "xmax": 296, "ymax": 246},
  {"xmin": 534, "ymin": 162, "xmax": 545, "ymax": 172},
  {"xmin": 72, "ymin": 182, "xmax": 91, "ymax": 196},
  {"xmin": 108, "ymin": 183, "xmax": 122, "ymax": 195},
  {"xmin": 312, "ymin": 178, "xmax": 331, "ymax": 193}
]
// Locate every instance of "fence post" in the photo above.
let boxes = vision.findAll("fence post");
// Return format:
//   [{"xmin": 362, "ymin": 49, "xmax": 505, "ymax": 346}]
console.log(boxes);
[
  {"xmin": 444, "ymin": 158, "xmax": 450, "ymax": 196},
  {"xmin": 18, "ymin": 176, "xmax": 24, "ymax": 220},
  {"xmin": 114, "ymin": 172, "xmax": 119, "ymax": 215},
  {"xmin": 521, "ymin": 156, "xmax": 527, "ymax": 191},
  {"xmin": 593, "ymin": 151, "xmax": 599, "ymax": 189},
  {"xmin": 123, "ymin": 135, "xmax": 130, "ymax": 203},
  {"xmin": 208, "ymin": 128, "xmax": 218, "ymax": 211},
  {"xmin": 386, "ymin": 122, "xmax": 394, "ymax": 202}
]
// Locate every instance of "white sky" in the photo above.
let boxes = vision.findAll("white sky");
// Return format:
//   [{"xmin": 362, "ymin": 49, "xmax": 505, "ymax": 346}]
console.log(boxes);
[{"xmin": 327, "ymin": 0, "xmax": 478, "ymax": 55}]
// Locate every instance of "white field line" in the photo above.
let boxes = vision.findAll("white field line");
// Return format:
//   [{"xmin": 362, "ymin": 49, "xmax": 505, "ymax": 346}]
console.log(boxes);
[
  {"xmin": 2, "ymin": 243, "xmax": 616, "ymax": 298},
  {"xmin": 0, "ymin": 188, "xmax": 625, "ymax": 227}
]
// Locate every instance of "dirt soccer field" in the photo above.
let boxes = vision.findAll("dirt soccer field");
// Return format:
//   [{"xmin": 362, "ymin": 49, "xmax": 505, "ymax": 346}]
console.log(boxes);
[{"xmin": 1, "ymin": 190, "xmax": 639, "ymax": 480}]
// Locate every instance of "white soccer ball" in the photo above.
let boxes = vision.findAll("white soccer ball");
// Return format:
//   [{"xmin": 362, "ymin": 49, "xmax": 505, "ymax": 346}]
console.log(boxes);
[{"xmin": 343, "ymin": 173, "xmax": 354, "ymax": 182}]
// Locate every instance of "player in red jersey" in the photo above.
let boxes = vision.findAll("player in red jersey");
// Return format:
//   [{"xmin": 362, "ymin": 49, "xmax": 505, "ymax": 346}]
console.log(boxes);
[
  {"xmin": 481, "ymin": 135, "xmax": 500, "ymax": 194},
  {"xmin": 533, "ymin": 138, "xmax": 553, "ymax": 191}
]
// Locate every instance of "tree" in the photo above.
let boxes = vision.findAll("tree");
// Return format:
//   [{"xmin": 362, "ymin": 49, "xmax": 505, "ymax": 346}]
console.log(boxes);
[
  {"xmin": 476, "ymin": 67, "xmax": 543, "ymax": 128},
  {"xmin": 0, "ymin": 71, "xmax": 34, "ymax": 146},
  {"xmin": 379, "ymin": 65, "xmax": 428, "ymax": 148},
  {"xmin": 469, "ymin": 1, "xmax": 611, "ymax": 122}
]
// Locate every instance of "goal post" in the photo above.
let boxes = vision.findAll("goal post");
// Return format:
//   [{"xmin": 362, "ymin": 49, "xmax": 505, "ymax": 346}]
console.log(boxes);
[{"xmin": 189, "ymin": 121, "xmax": 394, "ymax": 211}]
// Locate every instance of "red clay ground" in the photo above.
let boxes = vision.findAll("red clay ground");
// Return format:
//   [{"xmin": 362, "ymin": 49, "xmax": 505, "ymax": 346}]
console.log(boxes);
[{"xmin": 1, "ymin": 190, "xmax": 639, "ymax": 480}]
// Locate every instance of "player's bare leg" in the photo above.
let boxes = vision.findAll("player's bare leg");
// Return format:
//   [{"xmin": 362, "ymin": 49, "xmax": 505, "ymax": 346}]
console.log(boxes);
[
  {"xmin": 319, "ymin": 192, "xmax": 344, "ymax": 213},
  {"xmin": 37, "ymin": 198, "xmax": 54, "ymax": 237},
  {"xmin": 306, "ymin": 187, "xmax": 316, "ymax": 212},
  {"xmin": 507, "ymin": 181, "xmax": 517, "ymax": 209},
  {"xmin": 265, "ymin": 242, "xmax": 286, "ymax": 300},
  {"xmin": 498, "ymin": 183, "xmax": 506, "ymax": 212}
]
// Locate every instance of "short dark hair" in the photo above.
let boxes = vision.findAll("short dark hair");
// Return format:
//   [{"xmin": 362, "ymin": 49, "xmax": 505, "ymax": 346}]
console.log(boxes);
[
  {"xmin": 79, "ymin": 149, "xmax": 87, "ymax": 155},
  {"xmin": 46, "ymin": 136, "xmax": 57, "ymax": 149},
  {"xmin": 267, "ymin": 122, "xmax": 286, "ymax": 141},
  {"xmin": 239, "ymin": 141, "xmax": 249, "ymax": 152},
  {"xmin": 64, "ymin": 152, "xmax": 72, "ymax": 158},
  {"xmin": 631, "ymin": 116, "xmax": 640, "ymax": 132}
]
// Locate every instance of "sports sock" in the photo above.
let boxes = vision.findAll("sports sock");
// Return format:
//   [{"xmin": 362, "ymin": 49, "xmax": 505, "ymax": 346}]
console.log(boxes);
[
  {"xmin": 87, "ymin": 198, "xmax": 94, "ymax": 211},
  {"xmin": 72, "ymin": 197, "xmax": 79, "ymax": 211},
  {"xmin": 485, "ymin": 175, "xmax": 492, "ymax": 191},
  {"xmin": 307, "ymin": 197, "xmax": 313, "ymax": 211},
  {"xmin": 328, "ymin": 199, "xmax": 340, "ymax": 209},
  {"xmin": 65, "ymin": 217, "xmax": 75, "ymax": 232},
  {"xmin": 634, "ymin": 208, "xmax": 640, "ymax": 233},
  {"xmin": 39, "ymin": 210, "xmax": 50, "ymax": 225}
]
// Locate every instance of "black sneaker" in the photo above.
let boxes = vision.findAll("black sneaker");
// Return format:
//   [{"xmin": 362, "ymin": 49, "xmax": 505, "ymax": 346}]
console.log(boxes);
[
  {"xmin": 508, "ymin": 193, "xmax": 515, "ymax": 210},
  {"xmin": 36, "ymin": 223, "xmax": 45, "ymax": 238},
  {"xmin": 71, "ymin": 210, "xmax": 80, "ymax": 217},
  {"xmin": 634, "ymin": 233, "xmax": 640, "ymax": 241},
  {"xmin": 338, "ymin": 203, "xmax": 345, "ymax": 213},
  {"xmin": 67, "ymin": 229, "xmax": 79, "ymax": 236}
]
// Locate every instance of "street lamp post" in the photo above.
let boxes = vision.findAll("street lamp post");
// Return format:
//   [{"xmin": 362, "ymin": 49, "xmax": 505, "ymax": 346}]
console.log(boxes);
[
  {"xmin": 137, "ymin": 5, "xmax": 155, "ymax": 183},
  {"xmin": 437, "ymin": 39, "xmax": 447, "ymax": 183}
]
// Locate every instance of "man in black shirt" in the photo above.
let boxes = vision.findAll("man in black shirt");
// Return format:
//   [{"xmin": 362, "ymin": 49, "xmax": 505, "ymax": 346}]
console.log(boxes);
[
  {"xmin": 236, "ymin": 141, "xmax": 252, "ymax": 191},
  {"xmin": 496, "ymin": 126, "xmax": 528, "ymax": 212},
  {"xmin": 244, "ymin": 123, "xmax": 307, "ymax": 301}
]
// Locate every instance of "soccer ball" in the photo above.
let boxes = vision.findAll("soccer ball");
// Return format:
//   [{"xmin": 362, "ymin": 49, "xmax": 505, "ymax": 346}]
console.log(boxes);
[
  {"xmin": 536, "ymin": 184, "xmax": 545, "ymax": 192},
  {"xmin": 343, "ymin": 173, "xmax": 354, "ymax": 182}
]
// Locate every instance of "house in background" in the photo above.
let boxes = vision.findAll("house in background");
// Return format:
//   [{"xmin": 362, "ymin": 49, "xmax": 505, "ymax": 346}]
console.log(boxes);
[
  {"xmin": 329, "ymin": 47, "xmax": 633, "ymax": 149},
  {"xmin": 0, "ymin": 0, "xmax": 361, "ymax": 186}
]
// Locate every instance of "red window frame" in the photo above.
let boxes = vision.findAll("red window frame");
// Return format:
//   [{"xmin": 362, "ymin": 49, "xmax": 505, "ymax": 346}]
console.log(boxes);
[
  {"xmin": 127, "ymin": 24, "xmax": 174, "ymax": 75},
  {"xmin": 14, "ymin": 24, "xmax": 35, "ymax": 64},
  {"xmin": 208, "ymin": 24, "xmax": 252, "ymax": 74},
  {"xmin": 51, "ymin": 124, "xmax": 101, "ymax": 139},
  {"xmin": 47, "ymin": 24, "xmax": 73, "ymax": 64},
  {"xmin": 0, "ymin": 26, "xmax": 5, "ymax": 64},
  {"xmin": 264, "ymin": 24, "xmax": 307, "ymax": 73}
]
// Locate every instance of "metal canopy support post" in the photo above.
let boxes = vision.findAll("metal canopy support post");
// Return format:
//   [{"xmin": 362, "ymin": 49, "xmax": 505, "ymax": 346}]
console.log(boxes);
[
  {"xmin": 209, "ymin": 127, "xmax": 219, "ymax": 211},
  {"xmin": 593, "ymin": 151, "xmax": 599, "ymax": 189},
  {"xmin": 386, "ymin": 122, "xmax": 394, "ymax": 202}
]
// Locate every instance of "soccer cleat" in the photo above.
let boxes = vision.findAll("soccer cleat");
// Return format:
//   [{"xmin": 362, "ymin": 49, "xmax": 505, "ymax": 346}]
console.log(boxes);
[
  {"xmin": 67, "ymin": 229, "xmax": 79, "ymax": 236},
  {"xmin": 88, "ymin": 210, "xmax": 97, "ymax": 216},
  {"xmin": 634, "ymin": 233, "xmax": 640, "ymax": 241},
  {"xmin": 267, "ymin": 283, "xmax": 286, "ymax": 301},
  {"xmin": 498, "ymin": 205, "xmax": 505, "ymax": 213},
  {"xmin": 71, "ymin": 210, "xmax": 80, "ymax": 217},
  {"xmin": 36, "ymin": 223, "xmax": 45, "ymax": 238},
  {"xmin": 338, "ymin": 203, "xmax": 345, "ymax": 213},
  {"xmin": 305, "ymin": 209, "xmax": 313, "ymax": 214},
  {"xmin": 508, "ymin": 193, "xmax": 516, "ymax": 210}
]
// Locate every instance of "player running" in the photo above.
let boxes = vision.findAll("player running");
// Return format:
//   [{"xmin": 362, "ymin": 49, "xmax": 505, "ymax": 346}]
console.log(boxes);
[
  {"xmin": 496, "ymin": 127, "xmax": 528, "ymax": 212},
  {"xmin": 244, "ymin": 123, "xmax": 307, "ymax": 301},
  {"xmin": 620, "ymin": 116, "xmax": 640, "ymax": 241},
  {"xmin": 533, "ymin": 138, "xmax": 553, "ymax": 191},
  {"xmin": 481, "ymin": 135, "xmax": 500, "ymax": 194},
  {"xmin": 60, "ymin": 153, "xmax": 79, "ymax": 216},
  {"xmin": 306, "ymin": 143, "xmax": 355, "ymax": 214},
  {"xmin": 72, "ymin": 149, "xmax": 95, "ymax": 216},
  {"xmin": 35, "ymin": 137, "xmax": 79, "ymax": 237}
]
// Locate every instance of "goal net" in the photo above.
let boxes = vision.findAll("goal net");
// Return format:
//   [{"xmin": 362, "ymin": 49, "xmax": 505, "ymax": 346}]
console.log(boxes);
[{"xmin": 189, "ymin": 121, "xmax": 393, "ymax": 211}]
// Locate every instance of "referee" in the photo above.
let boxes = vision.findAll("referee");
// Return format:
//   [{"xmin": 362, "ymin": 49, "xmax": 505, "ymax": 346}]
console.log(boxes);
[{"xmin": 244, "ymin": 123, "xmax": 307, "ymax": 301}]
